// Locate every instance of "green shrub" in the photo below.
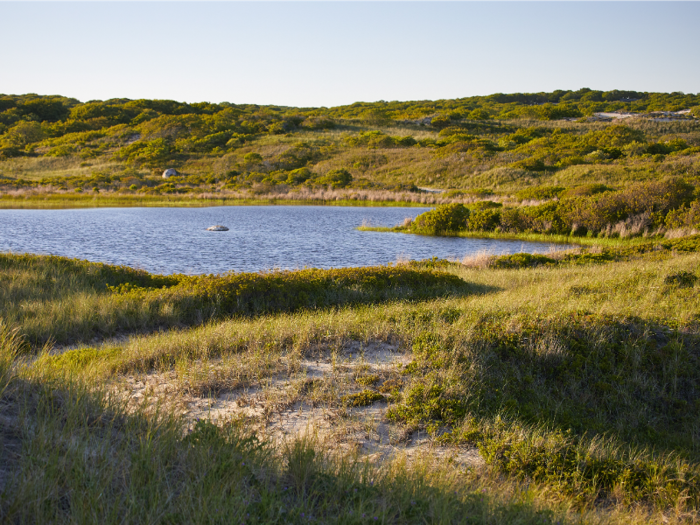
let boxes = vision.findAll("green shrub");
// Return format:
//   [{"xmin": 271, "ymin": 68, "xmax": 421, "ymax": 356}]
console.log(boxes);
[
  {"xmin": 468, "ymin": 108, "xmax": 491, "ymax": 120},
  {"xmin": 412, "ymin": 204, "xmax": 470, "ymax": 235},
  {"xmin": 429, "ymin": 115, "xmax": 452, "ymax": 129},
  {"xmin": 243, "ymin": 152, "xmax": 263, "ymax": 163},
  {"xmin": 300, "ymin": 116, "xmax": 335, "ymax": 130},
  {"xmin": 664, "ymin": 271, "xmax": 698, "ymax": 288},
  {"xmin": 342, "ymin": 389, "xmax": 384, "ymax": 407},
  {"xmin": 511, "ymin": 157, "xmax": 547, "ymax": 172},
  {"xmin": 561, "ymin": 184, "xmax": 612, "ymax": 199},
  {"xmin": 315, "ymin": 168, "xmax": 352, "ymax": 189},
  {"xmin": 388, "ymin": 382, "xmax": 467, "ymax": 424},
  {"xmin": 499, "ymin": 203, "xmax": 566, "ymax": 234},
  {"xmin": 515, "ymin": 186, "xmax": 564, "ymax": 201},
  {"xmin": 113, "ymin": 138, "xmax": 173, "ymax": 167},
  {"xmin": 665, "ymin": 200, "xmax": 700, "ymax": 230},
  {"xmin": 560, "ymin": 178, "xmax": 693, "ymax": 233},
  {"xmin": 285, "ymin": 167, "xmax": 312, "ymax": 185},
  {"xmin": 469, "ymin": 200, "xmax": 502, "ymax": 211},
  {"xmin": 467, "ymin": 209, "xmax": 501, "ymax": 231},
  {"xmin": 344, "ymin": 131, "xmax": 415, "ymax": 149},
  {"xmin": 355, "ymin": 374, "xmax": 379, "ymax": 386},
  {"xmin": 489, "ymin": 253, "xmax": 556, "ymax": 269}
]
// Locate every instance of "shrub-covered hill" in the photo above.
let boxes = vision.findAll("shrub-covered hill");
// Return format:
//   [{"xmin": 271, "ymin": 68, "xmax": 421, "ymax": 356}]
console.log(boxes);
[{"xmin": 0, "ymin": 90, "xmax": 699, "ymax": 202}]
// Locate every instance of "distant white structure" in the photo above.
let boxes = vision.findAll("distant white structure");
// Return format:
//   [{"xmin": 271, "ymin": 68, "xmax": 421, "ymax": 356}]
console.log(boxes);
[
  {"xmin": 206, "ymin": 225, "xmax": 229, "ymax": 231},
  {"xmin": 162, "ymin": 168, "xmax": 178, "ymax": 178}
]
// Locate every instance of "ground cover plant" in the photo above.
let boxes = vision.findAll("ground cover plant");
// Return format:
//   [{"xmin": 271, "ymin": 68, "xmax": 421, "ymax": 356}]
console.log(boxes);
[{"xmin": 3, "ymin": 238, "xmax": 700, "ymax": 523}]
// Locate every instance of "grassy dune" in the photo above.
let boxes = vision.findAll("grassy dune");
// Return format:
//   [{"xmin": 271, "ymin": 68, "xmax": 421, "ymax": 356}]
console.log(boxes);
[{"xmin": 2, "ymin": 240, "xmax": 700, "ymax": 523}]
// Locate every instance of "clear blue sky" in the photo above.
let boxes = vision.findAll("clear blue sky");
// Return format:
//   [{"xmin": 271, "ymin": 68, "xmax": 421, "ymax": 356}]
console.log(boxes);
[{"xmin": 1, "ymin": 2, "xmax": 698, "ymax": 107}]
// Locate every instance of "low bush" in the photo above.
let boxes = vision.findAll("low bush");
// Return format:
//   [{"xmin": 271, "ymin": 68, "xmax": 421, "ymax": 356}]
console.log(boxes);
[
  {"xmin": 314, "ymin": 168, "xmax": 352, "ymax": 189},
  {"xmin": 514, "ymin": 186, "xmax": 564, "ymax": 201},
  {"xmin": 469, "ymin": 200, "xmax": 502, "ymax": 211},
  {"xmin": 664, "ymin": 270, "xmax": 698, "ymax": 288},
  {"xmin": 342, "ymin": 389, "xmax": 384, "ymax": 407},
  {"xmin": 107, "ymin": 265, "xmax": 470, "ymax": 327},
  {"xmin": 499, "ymin": 203, "xmax": 567, "ymax": 234},
  {"xmin": 466, "ymin": 208, "xmax": 501, "ymax": 231},
  {"xmin": 560, "ymin": 178, "xmax": 693, "ymax": 233},
  {"xmin": 560, "ymin": 183, "xmax": 612, "ymax": 199},
  {"xmin": 411, "ymin": 203, "xmax": 470, "ymax": 235},
  {"xmin": 489, "ymin": 253, "xmax": 556, "ymax": 269},
  {"xmin": 665, "ymin": 200, "xmax": 700, "ymax": 230}
]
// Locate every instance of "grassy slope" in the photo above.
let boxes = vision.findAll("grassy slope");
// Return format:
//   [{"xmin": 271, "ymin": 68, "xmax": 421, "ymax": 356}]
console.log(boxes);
[
  {"xmin": 2, "ymin": 245, "xmax": 700, "ymax": 523},
  {"xmin": 2, "ymin": 115, "xmax": 699, "ymax": 209}
]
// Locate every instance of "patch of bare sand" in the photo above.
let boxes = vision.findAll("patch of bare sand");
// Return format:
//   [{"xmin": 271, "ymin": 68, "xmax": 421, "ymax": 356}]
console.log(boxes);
[{"xmin": 114, "ymin": 341, "xmax": 484, "ymax": 469}]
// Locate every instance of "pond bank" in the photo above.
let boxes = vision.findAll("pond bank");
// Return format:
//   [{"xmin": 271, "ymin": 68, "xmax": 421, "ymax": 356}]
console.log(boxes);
[
  {"xmin": 0, "ymin": 194, "xmax": 434, "ymax": 209},
  {"xmin": 357, "ymin": 224, "xmax": 655, "ymax": 248}
]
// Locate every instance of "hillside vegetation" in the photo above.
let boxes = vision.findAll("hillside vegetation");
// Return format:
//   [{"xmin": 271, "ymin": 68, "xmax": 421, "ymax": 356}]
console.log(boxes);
[
  {"xmin": 0, "ymin": 90, "xmax": 698, "ymax": 209},
  {"xmin": 3, "ymin": 90, "xmax": 700, "ymax": 522}
]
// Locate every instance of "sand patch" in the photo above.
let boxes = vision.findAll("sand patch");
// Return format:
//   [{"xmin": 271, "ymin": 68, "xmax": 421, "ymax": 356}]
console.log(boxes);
[{"xmin": 113, "ymin": 340, "xmax": 484, "ymax": 469}]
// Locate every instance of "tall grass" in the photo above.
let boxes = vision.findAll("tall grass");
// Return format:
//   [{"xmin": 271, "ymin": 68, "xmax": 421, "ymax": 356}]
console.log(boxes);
[
  {"xmin": 0, "ymin": 253, "xmax": 472, "ymax": 347},
  {"xmin": 4, "ymin": 248, "xmax": 700, "ymax": 521},
  {"xmin": 0, "ymin": 335, "xmax": 578, "ymax": 525}
]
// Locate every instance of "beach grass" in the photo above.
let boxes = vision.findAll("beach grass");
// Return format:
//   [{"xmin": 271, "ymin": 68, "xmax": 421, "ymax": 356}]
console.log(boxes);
[{"xmin": 2, "ymin": 242, "xmax": 700, "ymax": 522}]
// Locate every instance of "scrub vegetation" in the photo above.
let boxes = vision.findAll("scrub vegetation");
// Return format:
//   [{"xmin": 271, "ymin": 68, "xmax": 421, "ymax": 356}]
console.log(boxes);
[
  {"xmin": 0, "ymin": 90, "xmax": 699, "ymax": 214},
  {"xmin": 3, "ymin": 88, "xmax": 700, "ymax": 523},
  {"xmin": 364, "ymin": 178, "xmax": 700, "ymax": 241},
  {"xmin": 3, "ymin": 235, "xmax": 700, "ymax": 523}
]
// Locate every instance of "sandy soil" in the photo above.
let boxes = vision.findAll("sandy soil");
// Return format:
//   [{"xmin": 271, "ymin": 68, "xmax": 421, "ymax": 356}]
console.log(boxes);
[{"xmin": 115, "ymin": 341, "xmax": 485, "ymax": 469}]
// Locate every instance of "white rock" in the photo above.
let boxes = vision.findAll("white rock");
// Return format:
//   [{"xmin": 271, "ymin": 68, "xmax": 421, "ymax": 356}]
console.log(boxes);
[
  {"xmin": 206, "ymin": 225, "xmax": 229, "ymax": 231},
  {"xmin": 162, "ymin": 168, "xmax": 178, "ymax": 178}
]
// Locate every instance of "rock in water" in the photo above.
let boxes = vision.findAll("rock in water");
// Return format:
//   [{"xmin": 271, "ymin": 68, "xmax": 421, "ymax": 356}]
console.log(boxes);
[
  {"xmin": 206, "ymin": 225, "xmax": 229, "ymax": 231},
  {"xmin": 162, "ymin": 168, "xmax": 178, "ymax": 178}
]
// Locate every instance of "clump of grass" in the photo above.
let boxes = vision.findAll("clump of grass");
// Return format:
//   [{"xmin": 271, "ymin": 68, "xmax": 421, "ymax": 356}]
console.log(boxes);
[
  {"xmin": 461, "ymin": 250, "xmax": 496, "ymax": 269},
  {"xmin": 385, "ymin": 311, "xmax": 700, "ymax": 510},
  {"xmin": 342, "ymin": 389, "xmax": 385, "ymax": 407},
  {"xmin": 449, "ymin": 416, "xmax": 700, "ymax": 509},
  {"xmin": 378, "ymin": 378, "xmax": 404, "ymax": 394},
  {"xmin": 355, "ymin": 374, "xmax": 380, "ymax": 386},
  {"xmin": 664, "ymin": 270, "xmax": 698, "ymax": 288},
  {"xmin": 489, "ymin": 253, "xmax": 556, "ymax": 269}
]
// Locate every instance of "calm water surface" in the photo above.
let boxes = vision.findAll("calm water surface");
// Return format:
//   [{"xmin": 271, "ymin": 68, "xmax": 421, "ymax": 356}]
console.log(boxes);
[{"xmin": 0, "ymin": 206, "xmax": 571, "ymax": 275}]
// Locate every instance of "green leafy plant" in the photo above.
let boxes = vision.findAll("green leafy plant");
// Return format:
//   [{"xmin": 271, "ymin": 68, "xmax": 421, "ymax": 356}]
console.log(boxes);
[{"xmin": 411, "ymin": 204, "xmax": 470, "ymax": 235}]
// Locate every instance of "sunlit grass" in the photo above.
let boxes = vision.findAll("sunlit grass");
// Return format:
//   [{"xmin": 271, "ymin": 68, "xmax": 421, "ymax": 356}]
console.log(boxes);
[{"xmin": 3, "ymin": 248, "xmax": 700, "ymax": 522}]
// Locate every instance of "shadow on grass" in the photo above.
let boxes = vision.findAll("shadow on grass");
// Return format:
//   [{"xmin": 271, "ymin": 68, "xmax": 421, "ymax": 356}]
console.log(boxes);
[
  {"xmin": 0, "ymin": 371, "xmax": 559, "ymax": 525},
  {"xmin": 2, "ymin": 253, "xmax": 501, "ymax": 348},
  {"xmin": 387, "ymin": 313, "xmax": 700, "ymax": 510}
]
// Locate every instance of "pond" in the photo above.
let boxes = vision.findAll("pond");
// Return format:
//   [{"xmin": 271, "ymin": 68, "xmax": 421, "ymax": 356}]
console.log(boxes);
[{"xmin": 0, "ymin": 206, "xmax": 572, "ymax": 275}]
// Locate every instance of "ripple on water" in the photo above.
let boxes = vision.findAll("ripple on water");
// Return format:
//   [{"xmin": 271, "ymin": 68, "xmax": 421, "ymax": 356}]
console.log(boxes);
[{"xmin": 0, "ymin": 206, "xmax": 572, "ymax": 275}]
